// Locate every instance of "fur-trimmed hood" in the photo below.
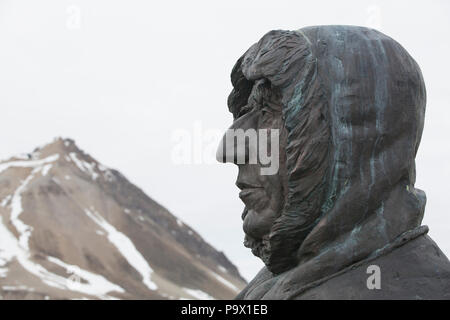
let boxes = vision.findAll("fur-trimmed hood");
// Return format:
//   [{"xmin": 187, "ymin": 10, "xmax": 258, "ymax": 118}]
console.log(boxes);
[{"xmin": 229, "ymin": 25, "xmax": 427, "ymax": 285}]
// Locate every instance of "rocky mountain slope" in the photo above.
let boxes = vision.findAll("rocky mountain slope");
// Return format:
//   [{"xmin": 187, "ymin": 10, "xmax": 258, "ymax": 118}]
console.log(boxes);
[{"xmin": 0, "ymin": 138, "xmax": 246, "ymax": 299}]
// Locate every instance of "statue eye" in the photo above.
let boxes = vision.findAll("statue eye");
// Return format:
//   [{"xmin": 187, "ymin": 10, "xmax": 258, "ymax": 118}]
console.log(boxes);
[
  {"xmin": 237, "ymin": 105, "xmax": 253, "ymax": 118},
  {"xmin": 261, "ymin": 107, "xmax": 273, "ymax": 117}
]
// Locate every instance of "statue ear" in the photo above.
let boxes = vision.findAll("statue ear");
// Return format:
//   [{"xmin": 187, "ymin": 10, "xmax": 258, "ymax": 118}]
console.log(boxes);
[{"xmin": 241, "ymin": 30, "xmax": 311, "ymax": 88}]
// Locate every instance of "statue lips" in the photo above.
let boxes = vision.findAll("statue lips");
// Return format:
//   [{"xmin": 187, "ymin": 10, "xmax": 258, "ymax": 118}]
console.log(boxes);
[
  {"xmin": 236, "ymin": 181, "xmax": 266, "ymax": 210},
  {"xmin": 236, "ymin": 181, "xmax": 262, "ymax": 191}
]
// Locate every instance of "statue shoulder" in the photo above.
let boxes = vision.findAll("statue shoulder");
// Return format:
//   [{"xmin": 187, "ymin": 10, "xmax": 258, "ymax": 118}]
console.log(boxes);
[
  {"xmin": 235, "ymin": 266, "xmax": 278, "ymax": 300},
  {"xmin": 294, "ymin": 234, "xmax": 450, "ymax": 300},
  {"xmin": 236, "ymin": 234, "xmax": 450, "ymax": 300}
]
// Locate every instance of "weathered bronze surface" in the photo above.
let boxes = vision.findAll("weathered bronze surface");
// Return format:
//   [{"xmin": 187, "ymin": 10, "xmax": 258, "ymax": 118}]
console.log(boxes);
[{"xmin": 217, "ymin": 25, "xmax": 450, "ymax": 299}]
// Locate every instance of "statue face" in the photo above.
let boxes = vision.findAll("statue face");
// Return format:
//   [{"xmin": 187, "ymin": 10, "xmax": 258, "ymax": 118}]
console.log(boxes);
[{"xmin": 217, "ymin": 80, "xmax": 288, "ymax": 255}]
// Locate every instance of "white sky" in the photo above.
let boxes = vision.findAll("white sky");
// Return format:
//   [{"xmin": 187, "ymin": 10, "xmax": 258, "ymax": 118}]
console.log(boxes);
[{"xmin": 0, "ymin": 0, "xmax": 449, "ymax": 281}]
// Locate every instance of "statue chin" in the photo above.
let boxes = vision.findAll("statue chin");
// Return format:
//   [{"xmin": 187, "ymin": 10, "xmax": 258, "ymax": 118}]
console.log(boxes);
[
  {"xmin": 242, "ymin": 208, "xmax": 272, "ymax": 239},
  {"xmin": 243, "ymin": 232, "xmax": 271, "ymax": 265},
  {"xmin": 242, "ymin": 207, "xmax": 276, "ymax": 267}
]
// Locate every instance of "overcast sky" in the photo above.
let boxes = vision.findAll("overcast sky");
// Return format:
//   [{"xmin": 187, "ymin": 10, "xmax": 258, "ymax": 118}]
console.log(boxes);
[{"xmin": 1, "ymin": 0, "xmax": 449, "ymax": 281}]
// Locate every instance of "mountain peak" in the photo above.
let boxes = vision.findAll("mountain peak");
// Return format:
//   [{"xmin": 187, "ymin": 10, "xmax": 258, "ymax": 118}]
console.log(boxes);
[
  {"xmin": 0, "ymin": 139, "xmax": 246, "ymax": 299},
  {"xmin": 0, "ymin": 137, "xmax": 111, "ymax": 183},
  {"xmin": 1, "ymin": 137, "xmax": 84, "ymax": 164},
  {"xmin": 33, "ymin": 137, "xmax": 84, "ymax": 158}
]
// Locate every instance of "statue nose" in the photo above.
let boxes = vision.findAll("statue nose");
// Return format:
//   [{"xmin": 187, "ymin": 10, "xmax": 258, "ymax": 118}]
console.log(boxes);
[
  {"xmin": 217, "ymin": 112, "xmax": 258, "ymax": 164},
  {"xmin": 216, "ymin": 130, "xmax": 249, "ymax": 164},
  {"xmin": 216, "ymin": 131, "xmax": 233, "ymax": 163},
  {"xmin": 215, "ymin": 135, "xmax": 225, "ymax": 163}
]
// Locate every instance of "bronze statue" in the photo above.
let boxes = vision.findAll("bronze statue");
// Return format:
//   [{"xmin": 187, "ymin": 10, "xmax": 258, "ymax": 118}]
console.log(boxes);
[{"xmin": 217, "ymin": 25, "xmax": 450, "ymax": 299}]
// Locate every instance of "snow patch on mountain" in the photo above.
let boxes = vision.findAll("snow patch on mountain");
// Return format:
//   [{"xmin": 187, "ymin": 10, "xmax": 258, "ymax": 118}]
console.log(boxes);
[
  {"xmin": 85, "ymin": 207, "xmax": 158, "ymax": 291},
  {"xmin": 0, "ymin": 154, "xmax": 125, "ymax": 298},
  {"xmin": 2, "ymin": 285, "xmax": 35, "ymax": 292},
  {"xmin": 69, "ymin": 152, "xmax": 99, "ymax": 180},
  {"xmin": 1, "ymin": 195, "xmax": 11, "ymax": 207},
  {"xmin": 5, "ymin": 155, "xmax": 60, "ymax": 251},
  {"xmin": 210, "ymin": 271, "xmax": 239, "ymax": 292},
  {"xmin": 47, "ymin": 256, "xmax": 124, "ymax": 297},
  {"xmin": 97, "ymin": 164, "xmax": 115, "ymax": 181},
  {"xmin": 0, "ymin": 267, "xmax": 8, "ymax": 278},
  {"xmin": 41, "ymin": 164, "xmax": 53, "ymax": 176},
  {"xmin": 218, "ymin": 265, "xmax": 228, "ymax": 274},
  {"xmin": 0, "ymin": 138, "xmax": 246, "ymax": 299},
  {"xmin": 0, "ymin": 154, "xmax": 59, "ymax": 174},
  {"xmin": 1, "ymin": 214, "xmax": 104, "ymax": 297},
  {"xmin": 182, "ymin": 288, "xmax": 215, "ymax": 300},
  {"xmin": 10, "ymin": 167, "xmax": 38, "ymax": 250}
]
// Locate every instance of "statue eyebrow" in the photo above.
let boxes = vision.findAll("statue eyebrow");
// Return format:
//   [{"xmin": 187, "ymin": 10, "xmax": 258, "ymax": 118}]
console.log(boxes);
[{"xmin": 229, "ymin": 81, "xmax": 254, "ymax": 119}]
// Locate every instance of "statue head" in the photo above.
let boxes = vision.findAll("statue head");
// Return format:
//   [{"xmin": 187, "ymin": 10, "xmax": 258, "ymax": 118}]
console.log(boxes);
[{"xmin": 217, "ymin": 26, "xmax": 427, "ymax": 276}]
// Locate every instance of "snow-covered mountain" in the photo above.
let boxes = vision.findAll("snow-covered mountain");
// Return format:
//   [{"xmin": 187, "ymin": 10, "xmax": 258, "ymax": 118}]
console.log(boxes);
[{"xmin": 0, "ymin": 138, "xmax": 246, "ymax": 299}]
